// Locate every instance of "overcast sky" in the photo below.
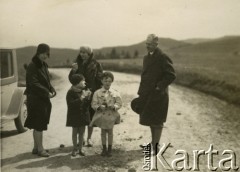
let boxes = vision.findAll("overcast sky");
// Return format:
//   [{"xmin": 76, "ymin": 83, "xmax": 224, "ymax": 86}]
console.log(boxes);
[{"xmin": 1, "ymin": 0, "xmax": 240, "ymax": 49}]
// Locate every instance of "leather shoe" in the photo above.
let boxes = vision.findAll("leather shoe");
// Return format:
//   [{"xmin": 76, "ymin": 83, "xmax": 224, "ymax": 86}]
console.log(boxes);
[
  {"xmin": 71, "ymin": 149, "xmax": 78, "ymax": 157},
  {"xmin": 32, "ymin": 149, "xmax": 49, "ymax": 154},
  {"xmin": 79, "ymin": 150, "xmax": 85, "ymax": 156},
  {"xmin": 87, "ymin": 139, "xmax": 93, "ymax": 147},
  {"xmin": 38, "ymin": 151, "xmax": 50, "ymax": 157}
]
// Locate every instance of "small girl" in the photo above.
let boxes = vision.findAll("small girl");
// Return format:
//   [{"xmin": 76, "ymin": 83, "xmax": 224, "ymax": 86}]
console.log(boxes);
[
  {"xmin": 90, "ymin": 72, "xmax": 122, "ymax": 157},
  {"xmin": 66, "ymin": 74, "xmax": 91, "ymax": 156}
]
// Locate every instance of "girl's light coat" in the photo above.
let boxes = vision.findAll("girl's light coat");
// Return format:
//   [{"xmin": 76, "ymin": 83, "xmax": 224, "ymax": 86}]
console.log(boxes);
[{"xmin": 90, "ymin": 87, "xmax": 122, "ymax": 129}]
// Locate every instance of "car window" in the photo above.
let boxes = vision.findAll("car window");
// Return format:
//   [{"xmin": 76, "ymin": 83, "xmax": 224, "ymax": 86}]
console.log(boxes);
[{"xmin": 0, "ymin": 51, "xmax": 14, "ymax": 79}]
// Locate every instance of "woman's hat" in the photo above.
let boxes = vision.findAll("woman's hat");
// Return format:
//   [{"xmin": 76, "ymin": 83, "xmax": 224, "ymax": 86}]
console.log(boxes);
[
  {"xmin": 80, "ymin": 45, "xmax": 93, "ymax": 55},
  {"xmin": 36, "ymin": 43, "xmax": 50, "ymax": 55}
]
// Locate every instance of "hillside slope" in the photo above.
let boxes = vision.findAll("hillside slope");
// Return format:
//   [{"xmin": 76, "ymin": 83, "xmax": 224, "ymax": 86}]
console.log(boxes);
[
  {"xmin": 95, "ymin": 37, "xmax": 190, "ymax": 57},
  {"xmin": 171, "ymin": 36, "xmax": 240, "ymax": 55}
]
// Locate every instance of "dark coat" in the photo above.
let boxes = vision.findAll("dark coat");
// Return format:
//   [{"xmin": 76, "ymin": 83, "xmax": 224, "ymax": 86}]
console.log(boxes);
[
  {"xmin": 24, "ymin": 56, "xmax": 55, "ymax": 131},
  {"xmin": 66, "ymin": 89, "xmax": 91, "ymax": 127},
  {"xmin": 68, "ymin": 54, "xmax": 103, "ymax": 92},
  {"xmin": 136, "ymin": 48, "xmax": 176, "ymax": 126}
]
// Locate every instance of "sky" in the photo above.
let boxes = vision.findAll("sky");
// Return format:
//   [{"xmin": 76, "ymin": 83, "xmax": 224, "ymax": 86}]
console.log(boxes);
[{"xmin": 0, "ymin": 0, "xmax": 240, "ymax": 49}]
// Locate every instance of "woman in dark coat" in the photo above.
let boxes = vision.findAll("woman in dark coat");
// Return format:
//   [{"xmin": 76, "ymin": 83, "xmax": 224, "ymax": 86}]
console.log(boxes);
[
  {"xmin": 24, "ymin": 43, "xmax": 56, "ymax": 157},
  {"xmin": 68, "ymin": 45, "xmax": 103, "ymax": 146},
  {"xmin": 132, "ymin": 34, "xmax": 176, "ymax": 154}
]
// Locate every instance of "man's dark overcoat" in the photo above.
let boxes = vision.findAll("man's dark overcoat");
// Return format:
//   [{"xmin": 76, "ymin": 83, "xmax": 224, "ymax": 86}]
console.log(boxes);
[{"xmin": 136, "ymin": 48, "xmax": 176, "ymax": 126}]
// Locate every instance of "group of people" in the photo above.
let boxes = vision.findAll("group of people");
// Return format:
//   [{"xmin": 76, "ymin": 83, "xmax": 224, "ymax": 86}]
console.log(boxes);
[{"xmin": 23, "ymin": 34, "xmax": 176, "ymax": 158}]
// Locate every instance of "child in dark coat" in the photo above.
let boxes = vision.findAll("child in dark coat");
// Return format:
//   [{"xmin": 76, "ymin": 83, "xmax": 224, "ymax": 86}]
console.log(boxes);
[{"xmin": 66, "ymin": 74, "xmax": 91, "ymax": 156}]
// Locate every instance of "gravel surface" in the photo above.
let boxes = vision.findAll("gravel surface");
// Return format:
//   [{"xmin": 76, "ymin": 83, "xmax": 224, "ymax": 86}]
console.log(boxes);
[{"xmin": 1, "ymin": 68, "xmax": 240, "ymax": 172}]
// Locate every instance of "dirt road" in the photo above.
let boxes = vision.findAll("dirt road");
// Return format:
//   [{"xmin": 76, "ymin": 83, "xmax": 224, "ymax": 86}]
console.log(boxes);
[{"xmin": 1, "ymin": 68, "xmax": 240, "ymax": 172}]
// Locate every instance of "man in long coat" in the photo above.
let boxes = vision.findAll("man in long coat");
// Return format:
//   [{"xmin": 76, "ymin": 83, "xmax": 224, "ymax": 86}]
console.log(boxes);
[{"xmin": 132, "ymin": 34, "xmax": 176, "ymax": 154}]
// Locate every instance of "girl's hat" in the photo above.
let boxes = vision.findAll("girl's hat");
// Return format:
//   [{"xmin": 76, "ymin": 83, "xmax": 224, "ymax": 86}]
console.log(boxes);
[{"xmin": 70, "ymin": 74, "xmax": 85, "ymax": 85}]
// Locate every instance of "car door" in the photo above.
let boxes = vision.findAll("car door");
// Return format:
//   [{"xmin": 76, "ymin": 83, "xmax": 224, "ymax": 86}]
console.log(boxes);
[{"xmin": 0, "ymin": 49, "xmax": 18, "ymax": 117}]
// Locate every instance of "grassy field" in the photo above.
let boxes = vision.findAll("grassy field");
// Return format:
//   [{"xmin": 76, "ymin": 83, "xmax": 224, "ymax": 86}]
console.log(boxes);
[{"xmin": 98, "ymin": 55, "xmax": 240, "ymax": 106}]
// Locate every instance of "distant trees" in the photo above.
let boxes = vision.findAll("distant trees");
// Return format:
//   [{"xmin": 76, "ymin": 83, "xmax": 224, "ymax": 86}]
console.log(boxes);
[
  {"xmin": 134, "ymin": 50, "xmax": 139, "ymax": 58},
  {"xmin": 120, "ymin": 50, "xmax": 125, "ymax": 59},
  {"xmin": 66, "ymin": 58, "xmax": 70, "ymax": 65},
  {"xmin": 110, "ymin": 48, "xmax": 119, "ymax": 59},
  {"xmin": 94, "ymin": 48, "xmax": 140, "ymax": 59},
  {"xmin": 125, "ymin": 51, "xmax": 130, "ymax": 59},
  {"xmin": 95, "ymin": 51, "xmax": 105, "ymax": 59}
]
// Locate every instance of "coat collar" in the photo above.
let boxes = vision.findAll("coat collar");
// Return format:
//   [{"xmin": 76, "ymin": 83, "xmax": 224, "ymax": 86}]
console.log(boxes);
[
  {"xmin": 32, "ymin": 55, "xmax": 50, "ymax": 83},
  {"xmin": 100, "ymin": 87, "xmax": 115, "ymax": 93},
  {"xmin": 143, "ymin": 48, "xmax": 163, "ymax": 72},
  {"xmin": 70, "ymin": 86, "xmax": 83, "ymax": 93},
  {"xmin": 147, "ymin": 47, "xmax": 162, "ymax": 57},
  {"xmin": 32, "ymin": 55, "xmax": 48, "ymax": 68},
  {"xmin": 76, "ymin": 54, "xmax": 94, "ymax": 66}
]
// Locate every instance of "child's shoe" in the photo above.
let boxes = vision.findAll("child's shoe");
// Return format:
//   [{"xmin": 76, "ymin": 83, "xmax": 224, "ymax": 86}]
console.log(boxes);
[
  {"xmin": 71, "ymin": 149, "xmax": 78, "ymax": 157},
  {"xmin": 101, "ymin": 145, "xmax": 107, "ymax": 156},
  {"xmin": 101, "ymin": 150, "xmax": 107, "ymax": 156},
  {"xmin": 107, "ymin": 145, "xmax": 112, "ymax": 157},
  {"xmin": 87, "ymin": 139, "xmax": 93, "ymax": 147},
  {"xmin": 77, "ymin": 140, "xmax": 85, "ymax": 147},
  {"xmin": 79, "ymin": 150, "xmax": 85, "ymax": 156}
]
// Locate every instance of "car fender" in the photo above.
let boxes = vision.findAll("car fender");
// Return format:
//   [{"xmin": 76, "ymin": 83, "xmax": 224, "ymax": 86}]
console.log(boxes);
[{"xmin": 2, "ymin": 87, "xmax": 25, "ymax": 120}]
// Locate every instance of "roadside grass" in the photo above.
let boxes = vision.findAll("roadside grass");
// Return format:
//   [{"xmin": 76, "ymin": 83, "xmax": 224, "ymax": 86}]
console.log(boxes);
[{"xmin": 98, "ymin": 58, "xmax": 240, "ymax": 105}]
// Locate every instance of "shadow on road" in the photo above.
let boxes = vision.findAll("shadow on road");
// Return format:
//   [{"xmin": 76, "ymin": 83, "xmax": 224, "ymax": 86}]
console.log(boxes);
[
  {"xmin": 2, "ymin": 145, "xmax": 143, "ymax": 171},
  {"xmin": 0, "ymin": 129, "xmax": 20, "ymax": 138},
  {"xmin": 1, "ymin": 146, "xmax": 72, "ymax": 167}
]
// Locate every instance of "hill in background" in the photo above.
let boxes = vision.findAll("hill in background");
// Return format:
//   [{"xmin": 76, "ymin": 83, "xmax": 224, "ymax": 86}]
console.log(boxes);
[
  {"xmin": 16, "ymin": 35, "xmax": 240, "ymax": 75},
  {"xmin": 94, "ymin": 37, "xmax": 190, "ymax": 59},
  {"xmin": 16, "ymin": 35, "xmax": 240, "ymax": 80},
  {"xmin": 171, "ymin": 36, "xmax": 240, "ymax": 55},
  {"xmin": 182, "ymin": 38, "xmax": 213, "ymax": 44},
  {"xmin": 16, "ymin": 35, "xmax": 240, "ymax": 64},
  {"xmin": 16, "ymin": 37, "xmax": 190, "ymax": 74}
]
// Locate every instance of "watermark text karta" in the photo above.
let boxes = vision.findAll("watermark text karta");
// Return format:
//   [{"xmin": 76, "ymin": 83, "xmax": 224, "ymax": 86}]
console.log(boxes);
[{"xmin": 142, "ymin": 143, "xmax": 239, "ymax": 171}]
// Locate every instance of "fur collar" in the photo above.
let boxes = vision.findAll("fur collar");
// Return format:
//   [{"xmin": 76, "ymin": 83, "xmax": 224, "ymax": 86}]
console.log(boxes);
[
  {"xmin": 70, "ymin": 86, "xmax": 83, "ymax": 93},
  {"xmin": 76, "ymin": 54, "xmax": 94, "ymax": 65},
  {"xmin": 32, "ymin": 55, "xmax": 48, "ymax": 68}
]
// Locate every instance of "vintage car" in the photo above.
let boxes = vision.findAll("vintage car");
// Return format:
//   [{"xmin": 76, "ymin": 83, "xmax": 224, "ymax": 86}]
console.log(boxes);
[{"xmin": 1, "ymin": 48, "xmax": 28, "ymax": 133}]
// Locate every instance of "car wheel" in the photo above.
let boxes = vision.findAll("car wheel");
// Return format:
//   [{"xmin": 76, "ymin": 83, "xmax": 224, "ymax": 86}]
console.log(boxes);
[{"xmin": 14, "ymin": 95, "xmax": 28, "ymax": 133}]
